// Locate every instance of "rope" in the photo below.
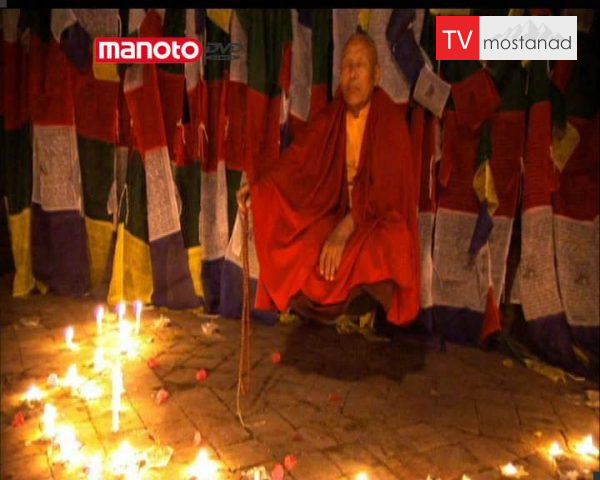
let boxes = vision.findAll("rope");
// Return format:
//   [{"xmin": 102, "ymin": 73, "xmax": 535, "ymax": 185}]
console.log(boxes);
[{"xmin": 236, "ymin": 210, "xmax": 252, "ymax": 427}]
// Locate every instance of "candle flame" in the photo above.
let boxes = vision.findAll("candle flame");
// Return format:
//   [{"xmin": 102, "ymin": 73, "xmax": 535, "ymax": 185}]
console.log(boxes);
[
  {"xmin": 110, "ymin": 440, "xmax": 142, "ymax": 478},
  {"xmin": 187, "ymin": 448, "xmax": 219, "ymax": 479},
  {"xmin": 64, "ymin": 364, "xmax": 84, "ymax": 389},
  {"xmin": 355, "ymin": 473, "xmax": 369, "ymax": 480},
  {"xmin": 78, "ymin": 380, "xmax": 102, "ymax": 401},
  {"xmin": 65, "ymin": 326, "xmax": 77, "ymax": 350},
  {"xmin": 574, "ymin": 435, "xmax": 599, "ymax": 457},
  {"xmin": 500, "ymin": 462, "xmax": 527, "ymax": 477},
  {"xmin": 24, "ymin": 385, "xmax": 44, "ymax": 403},
  {"xmin": 548, "ymin": 441, "xmax": 564, "ymax": 458}
]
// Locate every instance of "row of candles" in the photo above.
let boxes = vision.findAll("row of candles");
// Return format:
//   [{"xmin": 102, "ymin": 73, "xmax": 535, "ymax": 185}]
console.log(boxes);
[
  {"xmin": 20, "ymin": 301, "xmax": 599, "ymax": 479},
  {"xmin": 21, "ymin": 300, "xmax": 226, "ymax": 479}
]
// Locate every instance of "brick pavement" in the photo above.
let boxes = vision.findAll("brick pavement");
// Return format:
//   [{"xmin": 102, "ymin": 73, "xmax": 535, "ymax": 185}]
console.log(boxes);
[{"xmin": 1, "ymin": 275, "xmax": 598, "ymax": 479}]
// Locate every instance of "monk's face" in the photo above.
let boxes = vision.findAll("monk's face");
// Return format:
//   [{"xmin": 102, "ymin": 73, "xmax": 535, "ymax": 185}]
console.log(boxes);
[{"xmin": 340, "ymin": 38, "xmax": 380, "ymax": 116}]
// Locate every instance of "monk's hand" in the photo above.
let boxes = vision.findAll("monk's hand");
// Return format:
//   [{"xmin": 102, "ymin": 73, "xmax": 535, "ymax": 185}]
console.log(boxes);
[
  {"xmin": 319, "ymin": 214, "xmax": 355, "ymax": 281},
  {"xmin": 236, "ymin": 182, "xmax": 251, "ymax": 217}
]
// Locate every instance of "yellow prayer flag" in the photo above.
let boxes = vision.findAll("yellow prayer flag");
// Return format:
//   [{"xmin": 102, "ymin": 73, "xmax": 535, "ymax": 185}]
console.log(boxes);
[{"xmin": 552, "ymin": 121, "xmax": 580, "ymax": 172}]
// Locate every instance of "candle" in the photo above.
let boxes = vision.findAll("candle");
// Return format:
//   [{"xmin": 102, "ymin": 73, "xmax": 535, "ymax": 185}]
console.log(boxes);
[
  {"xmin": 24, "ymin": 385, "xmax": 44, "ymax": 404},
  {"xmin": 96, "ymin": 306, "xmax": 104, "ymax": 335},
  {"xmin": 134, "ymin": 300, "xmax": 142, "ymax": 335},
  {"xmin": 110, "ymin": 441, "xmax": 138, "ymax": 477},
  {"xmin": 111, "ymin": 363, "xmax": 123, "ymax": 432},
  {"xmin": 94, "ymin": 348, "xmax": 106, "ymax": 372},
  {"xmin": 54, "ymin": 424, "xmax": 82, "ymax": 465},
  {"xmin": 64, "ymin": 364, "xmax": 82, "ymax": 389},
  {"xmin": 119, "ymin": 320, "xmax": 135, "ymax": 357},
  {"xmin": 117, "ymin": 301, "xmax": 126, "ymax": 325},
  {"xmin": 42, "ymin": 403, "xmax": 57, "ymax": 438},
  {"xmin": 548, "ymin": 441, "xmax": 564, "ymax": 458},
  {"xmin": 253, "ymin": 468, "xmax": 260, "ymax": 480},
  {"xmin": 187, "ymin": 449, "xmax": 219, "ymax": 479},
  {"xmin": 88, "ymin": 453, "xmax": 103, "ymax": 480},
  {"xmin": 65, "ymin": 326, "xmax": 76, "ymax": 350},
  {"xmin": 574, "ymin": 434, "xmax": 599, "ymax": 457},
  {"xmin": 500, "ymin": 462, "xmax": 527, "ymax": 477},
  {"xmin": 355, "ymin": 473, "xmax": 369, "ymax": 480},
  {"xmin": 79, "ymin": 380, "xmax": 102, "ymax": 401}
]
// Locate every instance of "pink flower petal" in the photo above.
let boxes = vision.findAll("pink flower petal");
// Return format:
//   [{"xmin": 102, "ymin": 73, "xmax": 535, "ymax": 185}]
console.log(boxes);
[
  {"xmin": 271, "ymin": 352, "xmax": 282, "ymax": 364},
  {"xmin": 155, "ymin": 388, "xmax": 170, "ymax": 405},
  {"xmin": 328, "ymin": 393, "xmax": 342, "ymax": 402},
  {"xmin": 12, "ymin": 411, "xmax": 25, "ymax": 428},
  {"xmin": 284, "ymin": 454, "xmax": 298, "ymax": 471},
  {"xmin": 271, "ymin": 463, "xmax": 285, "ymax": 480},
  {"xmin": 147, "ymin": 357, "xmax": 160, "ymax": 369}
]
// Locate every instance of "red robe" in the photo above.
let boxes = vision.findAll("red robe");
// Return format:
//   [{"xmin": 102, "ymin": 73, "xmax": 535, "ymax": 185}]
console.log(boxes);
[{"xmin": 249, "ymin": 87, "xmax": 420, "ymax": 325}]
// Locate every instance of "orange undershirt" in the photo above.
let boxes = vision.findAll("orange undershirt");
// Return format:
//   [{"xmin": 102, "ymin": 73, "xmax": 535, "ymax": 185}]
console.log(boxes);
[{"xmin": 345, "ymin": 103, "xmax": 371, "ymax": 208}]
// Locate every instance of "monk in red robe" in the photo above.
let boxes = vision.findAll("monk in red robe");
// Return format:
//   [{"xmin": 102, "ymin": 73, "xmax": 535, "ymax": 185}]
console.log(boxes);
[{"xmin": 237, "ymin": 32, "xmax": 419, "ymax": 334}]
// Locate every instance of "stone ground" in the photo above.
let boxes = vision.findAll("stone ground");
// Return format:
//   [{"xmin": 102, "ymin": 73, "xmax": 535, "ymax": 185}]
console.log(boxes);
[{"xmin": 1, "ymin": 275, "xmax": 598, "ymax": 480}]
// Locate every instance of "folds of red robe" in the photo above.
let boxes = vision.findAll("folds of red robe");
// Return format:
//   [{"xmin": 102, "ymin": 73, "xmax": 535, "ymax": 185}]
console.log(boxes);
[
  {"xmin": 249, "ymin": 87, "xmax": 420, "ymax": 325},
  {"xmin": 28, "ymin": 11, "xmax": 90, "ymax": 297}
]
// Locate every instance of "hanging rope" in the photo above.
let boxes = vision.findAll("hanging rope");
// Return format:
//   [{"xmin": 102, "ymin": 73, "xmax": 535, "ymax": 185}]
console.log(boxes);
[{"xmin": 236, "ymin": 210, "xmax": 252, "ymax": 427}]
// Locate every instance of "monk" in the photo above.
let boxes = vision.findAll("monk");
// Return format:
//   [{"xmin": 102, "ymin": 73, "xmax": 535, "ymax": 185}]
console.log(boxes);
[{"xmin": 237, "ymin": 32, "xmax": 420, "ymax": 336}]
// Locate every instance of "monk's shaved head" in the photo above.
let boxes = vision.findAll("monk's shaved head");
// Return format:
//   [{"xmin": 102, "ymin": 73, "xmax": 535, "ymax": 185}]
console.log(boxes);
[
  {"xmin": 342, "ymin": 32, "xmax": 379, "ymax": 68},
  {"xmin": 339, "ymin": 31, "xmax": 381, "ymax": 116}
]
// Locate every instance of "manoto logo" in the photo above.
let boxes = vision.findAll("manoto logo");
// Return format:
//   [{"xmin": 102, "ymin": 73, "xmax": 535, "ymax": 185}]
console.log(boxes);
[
  {"xmin": 436, "ymin": 16, "xmax": 577, "ymax": 61},
  {"xmin": 95, "ymin": 37, "xmax": 203, "ymax": 63}
]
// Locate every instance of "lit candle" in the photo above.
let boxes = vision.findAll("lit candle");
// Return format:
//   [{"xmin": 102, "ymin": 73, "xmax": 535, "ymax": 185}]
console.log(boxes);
[
  {"xmin": 355, "ymin": 473, "xmax": 369, "ymax": 480},
  {"xmin": 94, "ymin": 348, "xmax": 106, "ymax": 372},
  {"xmin": 54, "ymin": 424, "xmax": 81, "ymax": 465},
  {"xmin": 96, "ymin": 306, "xmax": 105, "ymax": 335},
  {"xmin": 500, "ymin": 462, "xmax": 527, "ymax": 478},
  {"xmin": 65, "ymin": 326, "xmax": 76, "ymax": 350},
  {"xmin": 134, "ymin": 300, "xmax": 142, "ymax": 335},
  {"xmin": 79, "ymin": 380, "xmax": 102, "ymax": 401},
  {"xmin": 88, "ymin": 453, "xmax": 103, "ymax": 480},
  {"xmin": 110, "ymin": 441, "xmax": 138, "ymax": 477},
  {"xmin": 24, "ymin": 385, "xmax": 44, "ymax": 404},
  {"xmin": 548, "ymin": 441, "xmax": 564, "ymax": 458},
  {"xmin": 574, "ymin": 434, "xmax": 599, "ymax": 457},
  {"xmin": 119, "ymin": 320, "xmax": 135, "ymax": 357},
  {"xmin": 187, "ymin": 448, "xmax": 219, "ymax": 479},
  {"xmin": 112, "ymin": 363, "xmax": 123, "ymax": 432},
  {"xmin": 117, "ymin": 301, "xmax": 126, "ymax": 325},
  {"xmin": 42, "ymin": 403, "xmax": 57, "ymax": 438},
  {"xmin": 64, "ymin": 364, "xmax": 82, "ymax": 389}
]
